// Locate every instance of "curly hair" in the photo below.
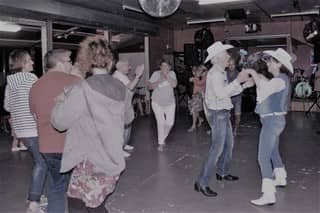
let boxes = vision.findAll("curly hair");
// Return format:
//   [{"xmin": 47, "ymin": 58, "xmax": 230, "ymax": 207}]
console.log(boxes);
[
  {"xmin": 9, "ymin": 49, "xmax": 30, "ymax": 74},
  {"xmin": 76, "ymin": 36, "xmax": 113, "ymax": 75}
]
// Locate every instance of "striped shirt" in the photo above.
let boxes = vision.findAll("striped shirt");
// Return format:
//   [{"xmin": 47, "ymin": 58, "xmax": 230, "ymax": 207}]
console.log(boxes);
[{"xmin": 4, "ymin": 72, "xmax": 38, "ymax": 138}]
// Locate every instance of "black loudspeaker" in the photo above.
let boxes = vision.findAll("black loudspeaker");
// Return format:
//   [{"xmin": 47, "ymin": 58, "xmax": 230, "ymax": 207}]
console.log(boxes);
[
  {"xmin": 227, "ymin": 8, "xmax": 247, "ymax": 20},
  {"xmin": 194, "ymin": 28, "xmax": 214, "ymax": 50},
  {"xmin": 314, "ymin": 43, "xmax": 320, "ymax": 63},
  {"xmin": 303, "ymin": 18, "xmax": 320, "ymax": 43},
  {"xmin": 184, "ymin": 44, "xmax": 199, "ymax": 66}
]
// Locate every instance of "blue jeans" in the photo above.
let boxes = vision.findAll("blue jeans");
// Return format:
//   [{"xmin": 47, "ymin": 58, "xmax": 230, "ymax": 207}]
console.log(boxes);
[
  {"xmin": 42, "ymin": 153, "xmax": 70, "ymax": 213},
  {"xmin": 258, "ymin": 115, "xmax": 285, "ymax": 178},
  {"xmin": 124, "ymin": 124, "xmax": 132, "ymax": 146},
  {"xmin": 197, "ymin": 109, "xmax": 234, "ymax": 186},
  {"xmin": 20, "ymin": 137, "xmax": 47, "ymax": 202}
]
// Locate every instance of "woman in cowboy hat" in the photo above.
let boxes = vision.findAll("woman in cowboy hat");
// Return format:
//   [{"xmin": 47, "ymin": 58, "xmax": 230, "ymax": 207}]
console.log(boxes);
[{"xmin": 244, "ymin": 48, "xmax": 293, "ymax": 206}]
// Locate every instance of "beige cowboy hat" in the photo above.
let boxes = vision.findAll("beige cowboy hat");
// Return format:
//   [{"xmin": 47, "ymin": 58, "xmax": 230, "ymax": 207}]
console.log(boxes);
[
  {"xmin": 204, "ymin": 41, "xmax": 234, "ymax": 63},
  {"xmin": 263, "ymin": 48, "xmax": 294, "ymax": 73}
]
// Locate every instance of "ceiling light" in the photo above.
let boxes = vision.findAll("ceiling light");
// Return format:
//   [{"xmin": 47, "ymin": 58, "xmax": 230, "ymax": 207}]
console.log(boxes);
[
  {"xmin": 0, "ymin": 21, "xmax": 21, "ymax": 32},
  {"xmin": 187, "ymin": 18, "xmax": 226, "ymax": 24},
  {"xmin": 271, "ymin": 10, "xmax": 319, "ymax": 18},
  {"xmin": 122, "ymin": 4, "xmax": 143, "ymax": 13},
  {"xmin": 256, "ymin": 44, "xmax": 287, "ymax": 48},
  {"xmin": 198, "ymin": 0, "xmax": 248, "ymax": 5}
]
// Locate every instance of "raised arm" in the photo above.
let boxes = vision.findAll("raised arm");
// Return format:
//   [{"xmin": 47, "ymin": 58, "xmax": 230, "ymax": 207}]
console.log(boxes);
[{"xmin": 127, "ymin": 64, "xmax": 144, "ymax": 90}]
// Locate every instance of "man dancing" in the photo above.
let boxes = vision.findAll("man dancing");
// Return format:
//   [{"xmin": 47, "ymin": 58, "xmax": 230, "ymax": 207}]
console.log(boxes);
[{"xmin": 194, "ymin": 41, "xmax": 251, "ymax": 197}]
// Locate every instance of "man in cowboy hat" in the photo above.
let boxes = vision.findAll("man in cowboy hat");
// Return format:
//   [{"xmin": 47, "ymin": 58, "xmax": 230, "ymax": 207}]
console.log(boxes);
[{"xmin": 194, "ymin": 41, "xmax": 250, "ymax": 197}]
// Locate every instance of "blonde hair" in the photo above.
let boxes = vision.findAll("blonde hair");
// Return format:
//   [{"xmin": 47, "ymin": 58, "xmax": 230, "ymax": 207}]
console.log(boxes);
[
  {"xmin": 76, "ymin": 36, "xmax": 112, "ymax": 75},
  {"xmin": 9, "ymin": 49, "xmax": 30, "ymax": 73}
]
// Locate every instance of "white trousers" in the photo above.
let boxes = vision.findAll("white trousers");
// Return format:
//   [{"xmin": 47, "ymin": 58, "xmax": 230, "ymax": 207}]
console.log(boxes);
[{"xmin": 151, "ymin": 102, "xmax": 176, "ymax": 145}]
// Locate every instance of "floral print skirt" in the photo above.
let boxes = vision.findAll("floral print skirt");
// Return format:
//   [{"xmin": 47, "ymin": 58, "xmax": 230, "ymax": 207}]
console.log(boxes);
[
  {"xmin": 188, "ymin": 92, "xmax": 203, "ymax": 114},
  {"xmin": 67, "ymin": 160, "xmax": 119, "ymax": 208}
]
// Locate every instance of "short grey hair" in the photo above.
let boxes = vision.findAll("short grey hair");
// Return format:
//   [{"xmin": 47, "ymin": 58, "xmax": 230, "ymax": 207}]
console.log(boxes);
[{"xmin": 44, "ymin": 49, "xmax": 71, "ymax": 70}]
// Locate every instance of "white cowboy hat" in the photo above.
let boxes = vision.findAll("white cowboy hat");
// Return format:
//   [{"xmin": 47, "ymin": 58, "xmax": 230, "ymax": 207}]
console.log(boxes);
[
  {"xmin": 204, "ymin": 41, "xmax": 234, "ymax": 63},
  {"xmin": 263, "ymin": 48, "xmax": 294, "ymax": 73}
]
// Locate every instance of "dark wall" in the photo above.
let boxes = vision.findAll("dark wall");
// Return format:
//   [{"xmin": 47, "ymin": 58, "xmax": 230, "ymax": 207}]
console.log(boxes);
[{"xmin": 149, "ymin": 27, "xmax": 174, "ymax": 72}]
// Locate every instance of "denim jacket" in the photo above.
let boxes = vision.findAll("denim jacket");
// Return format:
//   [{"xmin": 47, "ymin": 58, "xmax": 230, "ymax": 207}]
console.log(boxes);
[{"xmin": 255, "ymin": 73, "xmax": 291, "ymax": 116}]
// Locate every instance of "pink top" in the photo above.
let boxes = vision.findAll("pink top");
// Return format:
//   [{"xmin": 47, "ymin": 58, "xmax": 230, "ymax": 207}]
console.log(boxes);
[
  {"xmin": 29, "ymin": 71, "xmax": 81, "ymax": 153},
  {"xmin": 192, "ymin": 76, "xmax": 206, "ymax": 94}
]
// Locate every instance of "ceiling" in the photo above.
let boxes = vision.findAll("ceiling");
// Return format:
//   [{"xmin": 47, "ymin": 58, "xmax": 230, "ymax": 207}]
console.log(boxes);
[
  {"xmin": 0, "ymin": 0, "xmax": 319, "ymax": 32},
  {"xmin": 0, "ymin": 0, "xmax": 318, "ymax": 49},
  {"xmin": 124, "ymin": 0, "xmax": 320, "ymax": 27},
  {"xmin": 0, "ymin": 20, "xmax": 145, "ymax": 51}
]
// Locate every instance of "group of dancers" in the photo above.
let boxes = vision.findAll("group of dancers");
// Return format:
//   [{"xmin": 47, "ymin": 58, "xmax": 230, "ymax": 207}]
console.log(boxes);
[
  {"xmin": 4, "ymin": 37, "xmax": 293, "ymax": 212},
  {"xmin": 149, "ymin": 41, "xmax": 293, "ymax": 207},
  {"xmin": 194, "ymin": 41, "xmax": 292, "ymax": 206}
]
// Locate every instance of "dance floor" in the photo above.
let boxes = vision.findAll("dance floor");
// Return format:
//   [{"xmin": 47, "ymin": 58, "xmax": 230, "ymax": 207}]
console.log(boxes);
[{"xmin": 0, "ymin": 111, "xmax": 319, "ymax": 213}]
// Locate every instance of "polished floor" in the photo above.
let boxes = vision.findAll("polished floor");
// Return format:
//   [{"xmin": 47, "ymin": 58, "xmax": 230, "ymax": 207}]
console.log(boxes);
[{"xmin": 0, "ymin": 111, "xmax": 319, "ymax": 213}]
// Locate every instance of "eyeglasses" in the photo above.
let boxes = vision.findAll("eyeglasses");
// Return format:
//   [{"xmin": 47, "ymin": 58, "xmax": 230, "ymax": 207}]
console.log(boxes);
[{"xmin": 261, "ymin": 55, "xmax": 273, "ymax": 63}]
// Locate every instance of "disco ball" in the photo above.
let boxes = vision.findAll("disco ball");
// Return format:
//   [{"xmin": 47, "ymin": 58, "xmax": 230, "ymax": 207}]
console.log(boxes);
[{"xmin": 138, "ymin": 0, "xmax": 181, "ymax": 18}]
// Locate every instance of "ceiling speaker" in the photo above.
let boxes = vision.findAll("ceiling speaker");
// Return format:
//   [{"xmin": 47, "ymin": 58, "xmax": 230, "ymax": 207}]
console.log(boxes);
[
  {"xmin": 303, "ymin": 18, "xmax": 320, "ymax": 44},
  {"xmin": 138, "ymin": 0, "xmax": 181, "ymax": 18},
  {"xmin": 227, "ymin": 8, "xmax": 247, "ymax": 20},
  {"xmin": 194, "ymin": 28, "xmax": 214, "ymax": 50}
]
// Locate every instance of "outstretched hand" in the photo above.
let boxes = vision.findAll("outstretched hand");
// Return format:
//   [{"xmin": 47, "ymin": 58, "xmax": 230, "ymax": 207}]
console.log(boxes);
[
  {"xmin": 243, "ymin": 68, "xmax": 257, "ymax": 76},
  {"xmin": 242, "ymin": 78, "xmax": 255, "ymax": 89},
  {"xmin": 135, "ymin": 64, "xmax": 144, "ymax": 78},
  {"xmin": 236, "ymin": 71, "xmax": 250, "ymax": 83}
]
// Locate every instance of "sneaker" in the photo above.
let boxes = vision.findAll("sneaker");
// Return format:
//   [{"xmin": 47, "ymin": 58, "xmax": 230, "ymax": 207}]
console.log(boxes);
[
  {"xmin": 39, "ymin": 195, "xmax": 48, "ymax": 207},
  {"xmin": 187, "ymin": 127, "xmax": 196, "ymax": 132},
  {"xmin": 123, "ymin": 150, "xmax": 131, "ymax": 158},
  {"xmin": 11, "ymin": 147, "xmax": 20, "ymax": 152},
  {"xmin": 27, "ymin": 201, "xmax": 44, "ymax": 213},
  {"xmin": 19, "ymin": 143, "xmax": 28, "ymax": 151},
  {"xmin": 157, "ymin": 144, "xmax": 165, "ymax": 152},
  {"xmin": 123, "ymin": 145, "xmax": 134, "ymax": 151}
]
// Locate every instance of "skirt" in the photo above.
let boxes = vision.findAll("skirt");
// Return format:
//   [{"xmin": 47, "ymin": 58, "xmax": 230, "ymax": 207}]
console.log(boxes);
[{"xmin": 188, "ymin": 92, "xmax": 203, "ymax": 114}]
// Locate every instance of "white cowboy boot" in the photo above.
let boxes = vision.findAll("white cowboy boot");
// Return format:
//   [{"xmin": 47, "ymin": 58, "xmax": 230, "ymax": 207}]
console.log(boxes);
[
  {"xmin": 251, "ymin": 178, "xmax": 276, "ymax": 206},
  {"xmin": 273, "ymin": 167, "xmax": 287, "ymax": 187}
]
